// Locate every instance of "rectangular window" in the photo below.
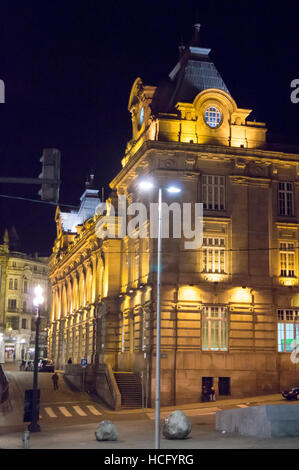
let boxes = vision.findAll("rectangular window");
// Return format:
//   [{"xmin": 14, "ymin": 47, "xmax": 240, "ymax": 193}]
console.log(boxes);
[
  {"xmin": 278, "ymin": 182, "xmax": 294, "ymax": 216},
  {"xmin": 9, "ymin": 278, "xmax": 13, "ymax": 290},
  {"xmin": 134, "ymin": 241, "xmax": 140, "ymax": 283},
  {"xmin": 8, "ymin": 298, "xmax": 17, "ymax": 310},
  {"xmin": 280, "ymin": 242, "xmax": 295, "ymax": 277},
  {"xmin": 202, "ymin": 306, "xmax": 228, "ymax": 351},
  {"xmin": 202, "ymin": 175, "xmax": 225, "ymax": 211},
  {"xmin": 277, "ymin": 309, "xmax": 299, "ymax": 352},
  {"xmin": 14, "ymin": 279, "xmax": 18, "ymax": 290},
  {"xmin": 21, "ymin": 318, "xmax": 27, "ymax": 329},
  {"xmin": 6, "ymin": 316, "xmax": 19, "ymax": 330},
  {"xmin": 202, "ymin": 237, "xmax": 225, "ymax": 273},
  {"xmin": 23, "ymin": 280, "xmax": 28, "ymax": 293}
]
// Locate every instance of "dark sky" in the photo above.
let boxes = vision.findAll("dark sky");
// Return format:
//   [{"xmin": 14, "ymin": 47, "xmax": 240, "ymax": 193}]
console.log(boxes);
[{"xmin": 0, "ymin": 0, "xmax": 298, "ymax": 255}]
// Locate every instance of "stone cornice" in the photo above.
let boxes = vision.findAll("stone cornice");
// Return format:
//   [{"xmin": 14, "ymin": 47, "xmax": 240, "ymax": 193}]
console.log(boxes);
[{"xmin": 110, "ymin": 140, "xmax": 299, "ymax": 190}]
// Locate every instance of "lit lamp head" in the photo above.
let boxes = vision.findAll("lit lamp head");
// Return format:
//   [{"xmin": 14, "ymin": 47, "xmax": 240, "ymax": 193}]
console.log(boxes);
[
  {"xmin": 138, "ymin": 180, "xmax": 154, "ymax": 191},
  {"xmin": 166, "ymin": 186, "xmax": 181, "ymax": 194},
  {"xmin": 33, "ymin": 285, "xmax": 44, "ymax": 307},
  {"xmin": 138, "ymin": 179, "xmax": 182, "ymax": 194}
]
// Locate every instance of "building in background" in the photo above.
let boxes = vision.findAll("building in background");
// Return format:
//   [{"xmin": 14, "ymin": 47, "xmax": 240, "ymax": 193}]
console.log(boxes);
[
  {"xmin": 48, "ymin": 25, "xmax": 299, "ymax": 407},
  {"xmin": 0, "ymin": 228, "xmax": 51, "ymax": 363}
]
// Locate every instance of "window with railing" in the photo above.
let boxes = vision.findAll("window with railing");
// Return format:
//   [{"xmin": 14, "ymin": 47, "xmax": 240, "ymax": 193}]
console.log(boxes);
[
  {"xmin": 202, "ymin": 237, "xmax": 226, "ymax": 273},
  {"xmin": 277, "ymin": 309, "xmax": 299, "ymax": 352},
  {"xmin": 280, "ymin": 242, "xmax": 295, "ymax": 277},
  {"xmin": 8, "ymin": 298, "xmax": 17, "ymax": 310},
  {"xmin": 202, "ymin": 306, "xmax": 228, "ymax": 351},
  {"xmin": 278, "ymin": 182, "xmax": 294, "ymax": 216},
  {"xmin": 202, "ymin": 175, "xmax": 225, "ymax": 211}
]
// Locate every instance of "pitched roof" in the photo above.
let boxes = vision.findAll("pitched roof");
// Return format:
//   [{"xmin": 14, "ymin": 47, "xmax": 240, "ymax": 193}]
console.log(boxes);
[{"xmin": 168, "ymin": 46, "xmax": 230, "ymax": 109}]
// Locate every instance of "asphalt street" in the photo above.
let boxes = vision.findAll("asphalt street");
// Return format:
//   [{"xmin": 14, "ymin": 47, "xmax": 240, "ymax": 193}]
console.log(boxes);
[{"xmin": 1, "ymin": 365, "xmax": 299, "ymax": 449}]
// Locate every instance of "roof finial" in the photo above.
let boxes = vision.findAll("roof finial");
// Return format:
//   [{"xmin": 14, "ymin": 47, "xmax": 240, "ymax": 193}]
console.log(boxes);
[
  {"xmin": 3, "ymin": 228, "xmax": 9, "ymax": 245},
  {"xmin": 85, "ymin": 173, "xmax": 95, "ymax": 189},
  {"xmin": 179, "ymin": 33, "xmax": 185, "ymax": 57},
  {"xmin": 193, "ymin": 23, "xmax": 201, "ymax": 45}
]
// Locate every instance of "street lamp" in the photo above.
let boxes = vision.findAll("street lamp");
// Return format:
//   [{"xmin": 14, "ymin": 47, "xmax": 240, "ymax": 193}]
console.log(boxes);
[
  {"xmin": 28, "ymin": 285, "xmax": 44, "ymax": 432},
  {"xmin": 138, "ymin": 178, "xmax": 182, "ymax": 449}
]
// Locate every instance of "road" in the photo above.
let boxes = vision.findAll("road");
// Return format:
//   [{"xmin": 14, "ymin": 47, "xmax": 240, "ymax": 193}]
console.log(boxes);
[
  {"xmin": 1, "ymin": 364, "xmax": 298, "ymax": 448},
  {"xmin": 0, "ymin": 366, "xmax": 108, "ymax": 431}
]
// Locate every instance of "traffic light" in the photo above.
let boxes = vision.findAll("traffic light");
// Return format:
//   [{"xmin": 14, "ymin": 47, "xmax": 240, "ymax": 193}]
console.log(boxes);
[{"xmin": 38, "ymin": 148, "xmax": 61, "ymax": 203}]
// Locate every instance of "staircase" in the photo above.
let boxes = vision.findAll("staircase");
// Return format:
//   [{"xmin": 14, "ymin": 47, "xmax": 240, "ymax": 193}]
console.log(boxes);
[{"xmin": 114, "ymin": 372, "xmax": 143, "ymax": 409}]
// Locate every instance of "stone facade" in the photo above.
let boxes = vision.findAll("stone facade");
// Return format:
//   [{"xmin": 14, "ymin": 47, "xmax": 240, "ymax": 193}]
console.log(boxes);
[
  {"xmin": 48, "ymin": 27, "xmax": 299, "ymax": 406},
  {"xmin": 0, "ymin": 230, "xmax": 50, "ymax": 363}
]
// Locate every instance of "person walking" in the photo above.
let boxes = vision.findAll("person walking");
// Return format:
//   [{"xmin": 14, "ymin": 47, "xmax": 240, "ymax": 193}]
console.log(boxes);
[
  {"xmin": 67, "ymin": 357, "xmax": 72, "ymax": 364},
  {"xmin": 51, "ymin": 372, "xmax": 59, "ymax": 390}
]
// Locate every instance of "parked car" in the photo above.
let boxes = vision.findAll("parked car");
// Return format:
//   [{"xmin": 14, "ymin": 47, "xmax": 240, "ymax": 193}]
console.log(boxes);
[
  {"xmin": 38, "ymin": 359, "xmax": 54, "ymax": 373},
  {"xmin": 282, "ymin": 386, "xmax": 299, "ymax": 400}
]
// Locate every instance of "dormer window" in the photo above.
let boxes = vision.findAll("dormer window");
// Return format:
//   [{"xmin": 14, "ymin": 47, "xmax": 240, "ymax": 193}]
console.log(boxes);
[{"xmin": 204, "ymin": 106, "xmax": 222, "ymax": 128}]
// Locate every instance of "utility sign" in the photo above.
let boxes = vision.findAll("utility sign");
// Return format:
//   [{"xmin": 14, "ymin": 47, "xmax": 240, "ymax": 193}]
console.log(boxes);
[{"xmin": 81, "ymin": 358, "xmax": 87, "ymax": 368}]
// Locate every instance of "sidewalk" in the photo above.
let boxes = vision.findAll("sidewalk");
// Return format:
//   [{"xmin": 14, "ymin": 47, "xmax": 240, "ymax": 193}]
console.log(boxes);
[
  {"xmin": 106, "ymin": 393, "xmax": 283, "ymax": 415},
  {"xmin": 2, "ymin": 417, "xmax": 299, "ymax": 449}
]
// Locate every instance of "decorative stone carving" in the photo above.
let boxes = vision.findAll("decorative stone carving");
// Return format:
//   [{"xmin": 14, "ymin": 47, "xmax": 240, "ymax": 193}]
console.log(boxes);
[
  {"xmin": 235, "ymin": 158, "xmax": 247, "ymax": 170},
  {"xmin": 159, "ymin": 158, "xmax": 175, "ymax": 169},
  {"xmin": 162, "ymin": 410, "xmax": 191, "ymax": 440}
]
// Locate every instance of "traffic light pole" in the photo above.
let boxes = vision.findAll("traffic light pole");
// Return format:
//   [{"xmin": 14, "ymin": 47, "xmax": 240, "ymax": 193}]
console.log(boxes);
[{"xmin": 0, "ymin": 147, "xmax": 61, "ymax": 204}]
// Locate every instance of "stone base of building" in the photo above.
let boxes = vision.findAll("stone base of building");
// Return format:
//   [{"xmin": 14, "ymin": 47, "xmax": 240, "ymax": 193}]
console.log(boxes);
[{"xmin": 116, "ymin": 350, "xmax": 299, "ymax": 407}]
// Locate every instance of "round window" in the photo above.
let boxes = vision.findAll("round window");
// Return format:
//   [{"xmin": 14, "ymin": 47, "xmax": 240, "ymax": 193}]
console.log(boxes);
[{"xmin": 204, "ymin": 106, "xmax": 222, "ymax": 128}]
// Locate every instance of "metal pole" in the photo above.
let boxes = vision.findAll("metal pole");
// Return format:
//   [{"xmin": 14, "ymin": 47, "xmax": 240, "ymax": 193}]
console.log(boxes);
[
  {"xmin": 28, "ymin": 307, "xmax": 40, "ymax": 432},
  {"xmin": 155, "ymin": 187, "xmax": 162, "ymax": 449}
]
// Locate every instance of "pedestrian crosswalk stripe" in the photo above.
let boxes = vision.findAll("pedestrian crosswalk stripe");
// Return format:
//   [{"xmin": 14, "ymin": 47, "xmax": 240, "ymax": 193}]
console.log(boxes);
[
  {"xmin": 86, "ymin": 405, "xmax": 102, "ymax": 416},
  {"xmin": 45, "ymin": 407, "xmax": 57, "ymax": 418},
  {"xmin": 73, "ymin": 405, "xmax": 87, "ymax": 416},
  {"xmin": 59, "ymin": 406, "xmax": 72, "ymax": 417}
]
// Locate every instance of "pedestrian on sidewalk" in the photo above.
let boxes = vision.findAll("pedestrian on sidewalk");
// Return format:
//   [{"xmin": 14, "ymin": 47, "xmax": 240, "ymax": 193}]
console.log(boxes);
[
  {"xmin": 52, "ymin": 372, "xmax": 59, "ymax": 390},
  {"xmin": 67, "ymin": 357, "xmax": 72, "ymax": 364},
  {"xmin": 210, "ymin": 386, "xmax": 216, "ymax": 402}
]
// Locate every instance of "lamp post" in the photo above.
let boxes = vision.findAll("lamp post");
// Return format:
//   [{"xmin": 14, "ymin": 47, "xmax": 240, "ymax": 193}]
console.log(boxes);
[
  {"xmin": 138, "ymin": 180, "xmax": 181, "ymax": 449},
  {"xmin": 28, "ymin": 285, "xmax": 44, "ymax": 432}
]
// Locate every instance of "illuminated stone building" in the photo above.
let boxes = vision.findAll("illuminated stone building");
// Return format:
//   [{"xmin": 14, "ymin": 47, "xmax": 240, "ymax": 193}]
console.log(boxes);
[
  {"xmin": 0, "ymin": 229, "xmax": 50, "ymax": 363},
  {"xmin": 49, "ymin": 26, "xmax": 299, "ymax": 407}
]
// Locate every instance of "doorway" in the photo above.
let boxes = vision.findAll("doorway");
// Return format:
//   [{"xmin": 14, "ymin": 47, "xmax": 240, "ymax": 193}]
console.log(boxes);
[{"xmin": 218, "ymin": 377, "xmax": 231, "ymax": 396}]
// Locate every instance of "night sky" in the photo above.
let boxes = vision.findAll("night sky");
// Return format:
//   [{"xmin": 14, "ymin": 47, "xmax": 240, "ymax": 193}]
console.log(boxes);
[{"xmin": 0, "ymin": 0, "xmax": 298, "ymax": 255}]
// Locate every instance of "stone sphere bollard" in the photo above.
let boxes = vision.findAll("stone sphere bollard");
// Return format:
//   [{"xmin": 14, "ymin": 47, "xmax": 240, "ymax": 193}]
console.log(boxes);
[
  {"xmin": 95, "ymin": 420, "xmax": 118, "ymax": 441},
  {"xmin": 162, "ymin": 410, "xmax": 191, "ymax": 440}
]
